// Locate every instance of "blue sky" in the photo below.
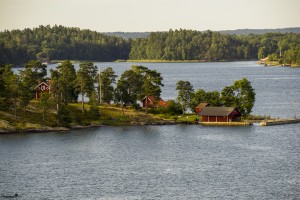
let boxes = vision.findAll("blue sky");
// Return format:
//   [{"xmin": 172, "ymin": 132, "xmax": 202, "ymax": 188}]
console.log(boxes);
[{"xmin": 0, "ymin": 0, "xmax": 299, "ymax": 32}]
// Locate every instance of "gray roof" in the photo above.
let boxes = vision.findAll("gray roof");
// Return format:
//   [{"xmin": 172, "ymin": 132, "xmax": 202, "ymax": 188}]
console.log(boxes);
[{"xmin": 198, "ymin": 107, "xmax": 239, "ymax": 116}]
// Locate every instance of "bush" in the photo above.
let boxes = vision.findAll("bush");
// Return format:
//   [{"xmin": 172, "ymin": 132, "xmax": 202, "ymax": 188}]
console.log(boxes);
[
  {"xmin": 132, "ymin": 103, "xmax": 141, "ymax": 110},
  {"xmin": 56, "ymin": 105, "xmax": 72, "ymax": 128},
  {"xmin": 165, "ymin": 100, "xmax": 182, "ymax": 115},
  {"xmin": 89, "ymin": 105, "xmax": 100, "ymax": 120}
]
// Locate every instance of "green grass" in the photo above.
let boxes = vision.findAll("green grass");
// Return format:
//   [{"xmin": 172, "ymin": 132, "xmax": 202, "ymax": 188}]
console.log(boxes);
[
  {"xmin": 1, "ymin": 100, "xmax": 205, "ymax": 132},
  {"xmin": 0, "ymin": 101, "xmax": 176, "ymax": 131},
  {"xmin": 177, "ymin": 114, "xmax": 199, "ymax": 123}
]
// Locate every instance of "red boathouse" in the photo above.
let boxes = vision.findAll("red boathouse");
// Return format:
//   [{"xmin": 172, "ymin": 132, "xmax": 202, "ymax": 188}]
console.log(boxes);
[{"xmin": 198, "ymin": 107, "xmax": 241, "ymax": 122}]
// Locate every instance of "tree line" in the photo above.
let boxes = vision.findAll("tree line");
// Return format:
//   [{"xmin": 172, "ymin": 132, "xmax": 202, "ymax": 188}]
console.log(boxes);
[
  {"xmin": 129, "ymin": 29, "xmax": 300, "ymax": 65},
  {"xmin": 0, "ymin": 25, "xmax": 131, "ymax": 65},
  {"xmin": 1, "ymin": 26, "xmax": 299, "ymax": 66},
  {"xmin": 0, "ymin": 60, "xmax": 255, "ymax": 127}
]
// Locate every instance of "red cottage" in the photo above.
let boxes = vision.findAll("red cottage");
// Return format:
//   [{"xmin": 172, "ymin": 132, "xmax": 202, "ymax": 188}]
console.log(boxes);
[
  {"xmin": 35, "ymin": 80, "xmax": 51, "ymax": 99},
  {"xmin": 198, "ymin": 107, "xmax": 241, "ymax": 122},
  {"xmin": 142, "ymin": 96, "xmax": 168, "ymax": 108},
  {"xmin": 195, "ymin": 103, "xmax": 209, "ymax": 114}
]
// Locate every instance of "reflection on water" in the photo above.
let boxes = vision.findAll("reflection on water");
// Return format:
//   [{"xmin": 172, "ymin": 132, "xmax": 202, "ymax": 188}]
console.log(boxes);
[
  {"xmin": 0, "ymin": 124, "xmax": 299, "ymax": 199},
  {"xmin": 5, "ymin": 61, "xmax": 300, "ymax": 199}
]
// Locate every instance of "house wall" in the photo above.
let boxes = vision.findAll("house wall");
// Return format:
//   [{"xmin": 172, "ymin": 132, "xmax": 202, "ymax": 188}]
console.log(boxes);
[
  {"xmin": 142, "ymin": 98, "xmax": 153, "ymax": 108},
  {"xmin": 195, "ymin": 108, "xmax": 201, "ymax": 114},
  {"xmin": 35, "ymin": 84, "xmax": 50, "ymax": 99},
  {"xmin": 201, "ymin": 116, "xmax": 232, "ymax": 122},
  {"xmin": 229, "ymin": 113, "xmax": 241, "ymax": 122}
]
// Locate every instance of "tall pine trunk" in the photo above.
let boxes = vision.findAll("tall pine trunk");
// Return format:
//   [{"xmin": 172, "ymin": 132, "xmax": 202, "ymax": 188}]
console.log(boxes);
[
  {"xmin": 81, "ymin": 85, "xmax": 84, "ymax": 113},
  {"xmin": 14, "ymin": 97, "xmax": 17, "ymax": 119},
  {"xmin": 121, "ymin": 93, "xmax": 124, "ymax": 115},
  {"xmin": 145, "ymin": 95, "xmax": 148, "ymax": 114}
]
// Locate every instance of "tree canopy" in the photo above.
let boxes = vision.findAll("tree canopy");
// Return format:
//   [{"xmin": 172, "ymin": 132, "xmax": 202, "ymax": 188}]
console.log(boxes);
[
  {"xmin": 176, "ymin": 80, "xmax": 194, "ymax": 114},
  {"xmin": 190, "ymin": 78, "xmax": 255, "ymax": 116},
  {"xmin": 1, "ymin": 26, "xmax": 299, "ymax": 65},
  {"xmin": 0, "ymin": 25, "xmax": 130, "ymax": 65},
  {"xmin": 129, "ymin": 29, "xmax": 300, "ymax": 65}
]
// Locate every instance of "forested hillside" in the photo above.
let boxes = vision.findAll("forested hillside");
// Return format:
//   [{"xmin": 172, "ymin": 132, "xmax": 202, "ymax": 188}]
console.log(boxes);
[
  {"xmin": 1, "ymin": 26, "xmax": 300, "ymax": 65},
  {"xmin": 103, "ymin": 28, "xmax": 300, "ymax": 39},
  {"xmin": 219, "ymin": 27, "xmax": 300, "ymax": 35},
  {"xmin": 129, "ymin": 29, "xmax": 300, "ymax": 64},
  {"xmin": 0, "ymin": 25, "xmax": 130, "ymax": 65}
]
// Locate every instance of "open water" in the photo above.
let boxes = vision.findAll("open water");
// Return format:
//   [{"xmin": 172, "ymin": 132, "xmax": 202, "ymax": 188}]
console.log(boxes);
[{"xmin": 2, "ymin": 61, "xmax": 300, "ymax": 199}]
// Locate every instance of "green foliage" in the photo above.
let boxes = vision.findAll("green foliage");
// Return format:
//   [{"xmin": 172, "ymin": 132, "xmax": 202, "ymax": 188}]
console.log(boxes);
[
  {"xmin": 89, "ymin": 91, "xmax": 100, "ymax": 120},
  {"xmin": 17, "ymin": 60, "xmax": 48, "ymax": 113},
  {"xmin": 190, "ymin": 89, "xmax": 221, "ymax": 109},
  {"xmin": 23, "ymin": 60, "xmax": 47, "ymax": 83},
  {"xmin": 133, "ymin": 65, "xmax": 164, "ymax": 113},
  {"xmin": 132, "ymin": 65, "xmax": 164, "ymax": 99},
  {"xmin": 56, "ymin": 105, "xmax": 72, "ymax": 128},
  {"xmin": 1, "ymin": 65, "xmax": 20, "ymax": 116},
  {"xmin": 114, "ymin": 68, "xmax": 142, "ymax": 107},
  {"xmin": 176, "ymin": 80, "xmax": 194, "ymax": 114},
  {"xmin": 98, "ymin": 67, "xmax": 117, "ymax": 104},
  {"xmin": 0, "ymin": 25, "xmax": 130, "ymax": 65},
  {"xmin": 233, "ymin": 78, "xmax": 256, "ymax": 116},
  {"xmin": 129, "ymin": 29, "xmax": 300, "ymax": 64},
  {"xmin": 268, "ymin": 53, "xmax": 278, "ymax": 61},
  {"xmin": 190, "ymin": 89, "xmax": 206, "ymax": 109},
  {"xmin": 76, "ymin": 62, "xmax": 97, "ymax": 112},
  {"xmin": 206, "ymin": 91, "xmax": 222, "ymax": 106},
  {"xmin": 190, "ymin": 78, "xmax": 255, "ymax": 116},
  {"xmin": 221, "ymin": 86, "xmax": 236, "ymax": 107},
  {"xmin": 58, "ymin": 60, "xmax": 78, "ymax": 103},
  {"xmin": 50, "ymin": 60, "xmax": 78, "ymax": 113},
  {"xmin": 164, "ymin": 100, "xmax": 182, "ymax": 115},
  {"xmin": 1, "ymin": 26, "xmax": 299, "ymax": 65},
  {"xmin": 37, "ymin": 92, "xmax": 52, "ymax": 121},
  {"xmin": 115, "ymin": 65, "xmax": 164, "ymax": 114}
]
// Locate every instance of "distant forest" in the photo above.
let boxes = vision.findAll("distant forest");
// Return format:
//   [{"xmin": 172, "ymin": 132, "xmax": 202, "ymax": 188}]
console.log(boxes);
[
  {"xmin": 129, "ymin": 29, "xmax": 300, "ymax": 63},
  {"xmin": 0, "ymin": 25, "xmax": 131, "ymax": 65},
  {"xmin": 105, "ymin": 28, "xmax": 300, "ymax": 39},
  {"xmin": 0, "ymin": 25, "xmax": 300, "ymax": 65}
]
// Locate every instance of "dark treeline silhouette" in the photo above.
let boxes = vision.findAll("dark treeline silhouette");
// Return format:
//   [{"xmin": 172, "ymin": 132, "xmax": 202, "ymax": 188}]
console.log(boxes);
[
  {"xmin": 1, "ymin": 26, "xmax": 299, "ymax": 65},
  {"xmin": 0, "ymin": 25, "xmax": 131, "ymax": 65},
  {"xmin": 103, "ymin": 28, "xmax": 300, "ymax": 39},
  {"xmin": 129, "ymin": 29, "xmax": 300, "ymax": 64}
]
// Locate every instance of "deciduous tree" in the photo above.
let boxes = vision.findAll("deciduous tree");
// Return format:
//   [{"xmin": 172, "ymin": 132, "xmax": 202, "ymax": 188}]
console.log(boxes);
[
  {"xmin": 176, "ymin": 80, "xmax": 194, "ymax": 115},
  {"xmin": 233, "ymin": 78, "xmax": 256, "ymax": 117}
]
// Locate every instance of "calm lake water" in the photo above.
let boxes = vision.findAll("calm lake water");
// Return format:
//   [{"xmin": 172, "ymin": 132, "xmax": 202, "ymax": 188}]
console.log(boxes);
[{"xmin": 3, "ymin": 62, "xmax": 300, "ymax": 199}]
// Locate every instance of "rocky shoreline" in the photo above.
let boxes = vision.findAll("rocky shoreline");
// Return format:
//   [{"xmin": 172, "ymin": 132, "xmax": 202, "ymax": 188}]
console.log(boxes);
[{"xmin": 0, "ymin": 120, "xmax": 191, "ymax": 134}]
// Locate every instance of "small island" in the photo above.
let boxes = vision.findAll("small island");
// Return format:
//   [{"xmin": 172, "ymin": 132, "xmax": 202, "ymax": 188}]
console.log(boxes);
[{"xmin": 1, "ymin": 60, "xmax": 271, "ymax": 133}]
